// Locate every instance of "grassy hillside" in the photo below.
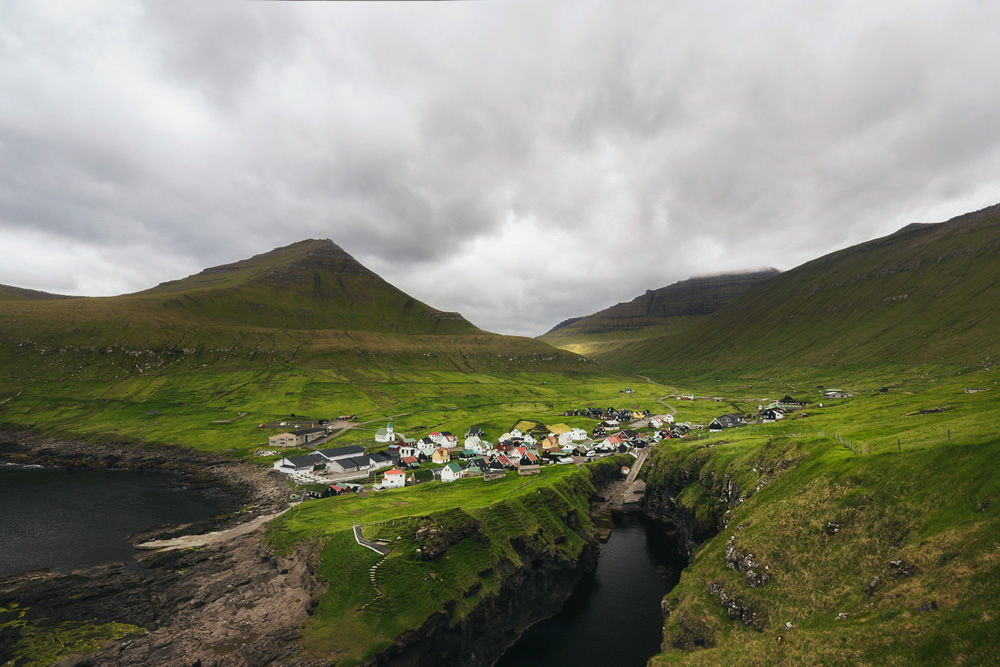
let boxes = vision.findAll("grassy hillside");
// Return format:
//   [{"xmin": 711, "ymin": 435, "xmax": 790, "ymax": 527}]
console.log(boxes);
[
  {"xmin": 0, "ymin": 239, "xmax": 480, "ymax": 337},
  {"xmin": 0, "ymin": 284, "xmax": 71, "ymax": 301},
  {"xmin": 0, "ymin": 240, "xmax": 587, "ymax": 383},
  {"xmin": 0, "ymin": 239, "xmax": 606, "ymax": 451},
  {"xmin": 538, "ymin": 270, "xmax": 779, "ymax": 358},
  {"xmin": 642, "ymin": 364, "xmax": 1000, "ymax": 664},
  {"xmin": 0, "ymin": 363, "xmax": 648, "ymax": 459},
  {"xmin": 600, "ymin": 204, "xmax": 1000, "ymax": 373}
]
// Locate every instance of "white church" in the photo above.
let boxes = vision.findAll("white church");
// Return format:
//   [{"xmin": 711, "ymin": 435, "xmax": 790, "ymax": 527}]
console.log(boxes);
[{"xmin": 375, "ymin": 421, "xmax": 397, "ymax": 443}]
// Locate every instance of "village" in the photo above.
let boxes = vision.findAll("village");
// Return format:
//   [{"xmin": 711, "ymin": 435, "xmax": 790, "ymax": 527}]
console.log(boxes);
[{"xmin": 259, "ymin": 390, "xmax": 826, "ymax": 499}]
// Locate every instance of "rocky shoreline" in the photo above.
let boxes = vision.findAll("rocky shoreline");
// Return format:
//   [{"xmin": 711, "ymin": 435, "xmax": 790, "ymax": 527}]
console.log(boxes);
[{"xmin": 0, "ymin": 430, "xmax": 318, "ymax": 665}]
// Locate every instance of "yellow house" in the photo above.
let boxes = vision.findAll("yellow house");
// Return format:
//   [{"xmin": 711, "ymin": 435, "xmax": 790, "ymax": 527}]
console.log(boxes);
[{"xmin": 432, "ymin": 447, "xmax": 451, "ymax": 464}]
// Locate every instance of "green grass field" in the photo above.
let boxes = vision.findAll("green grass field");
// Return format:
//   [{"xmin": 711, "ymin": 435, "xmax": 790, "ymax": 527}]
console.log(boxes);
[
  {"xmin": 642, "ymin": 364, "xmax": 1000, "ymax": 664},
  {"xmin": 0, "ymin": 366, "xmax": 654, "ymax": 458}
]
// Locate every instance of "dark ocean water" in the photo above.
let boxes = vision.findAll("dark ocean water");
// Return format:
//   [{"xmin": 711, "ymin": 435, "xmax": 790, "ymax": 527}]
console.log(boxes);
[
  {"xmin": 496, "ymin": 513, "xmax": 686, "ymax": 667},
  {"xmin": 0, "ymin": 464, "xmax": 239, "ymax": 577}
]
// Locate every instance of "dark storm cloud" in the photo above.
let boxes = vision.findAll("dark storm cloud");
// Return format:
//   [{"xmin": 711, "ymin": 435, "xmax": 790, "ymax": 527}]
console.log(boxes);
[{"xmin": 1, "ymin": 0, "xmax": 1000, "ymax": 335}]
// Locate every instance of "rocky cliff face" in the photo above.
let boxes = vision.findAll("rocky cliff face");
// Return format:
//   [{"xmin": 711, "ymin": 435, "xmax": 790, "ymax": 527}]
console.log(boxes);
[
  {"xmin": 364, "ymin": 545, "xmax": 600, "ymax": 667},
  {"xmin": 364, "ymin": 460, "xmax": 626, "ymax": 667}
]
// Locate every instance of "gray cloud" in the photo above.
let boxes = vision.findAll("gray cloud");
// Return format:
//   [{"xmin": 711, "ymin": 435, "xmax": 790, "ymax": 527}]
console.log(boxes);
[{"xmin": 1, "ymin": 0, "xmax": 1000, "ymax": 336}]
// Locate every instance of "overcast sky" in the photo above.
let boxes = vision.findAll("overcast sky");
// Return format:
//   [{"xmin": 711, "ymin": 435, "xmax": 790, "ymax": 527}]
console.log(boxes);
[{"xmin": 2, "ymin": 1, "xmax": 1000, "ymax": 336}]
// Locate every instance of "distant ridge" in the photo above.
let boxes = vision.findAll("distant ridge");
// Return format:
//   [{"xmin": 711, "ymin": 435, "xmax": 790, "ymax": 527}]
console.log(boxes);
[
  {"xmin": 539, "ymin": 269, "xmax": 779, "ymax": 358},
  {"xmin": 601, "ymin": 202, "xmax": 1000, "ymax": 370},
  {"xmin": 0, "ymin": 284, "xmax": 73, "ymax": 301}
]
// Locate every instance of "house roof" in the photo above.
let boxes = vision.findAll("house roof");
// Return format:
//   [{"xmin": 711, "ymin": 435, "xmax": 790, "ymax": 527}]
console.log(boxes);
[
  {"xmin": 317, "ymin": 445, "xmax": 364, "ymax": 460},
  {"xmin": 283, "ymin": 454, "xmax": 323, "ymax": 467},
  {"xmin": 340, "ymin": 456, "xmax": 369, "ymax": 468},
  {"xmin": 293, "ymin": 427, "xmax": 326, "ymax": 436},
  {"xmin": 384, "ymin": 468, "xmax": 405, "ymax": 476},
  {"xmin": 444, "ymin": 462, "xmax": 463, "ymax": 473}
]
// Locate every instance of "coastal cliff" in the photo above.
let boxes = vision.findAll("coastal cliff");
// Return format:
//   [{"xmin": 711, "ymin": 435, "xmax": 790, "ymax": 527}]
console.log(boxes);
[{"xmin": 1, "ymin": 440, "xmax": 629, "ymax": 666}]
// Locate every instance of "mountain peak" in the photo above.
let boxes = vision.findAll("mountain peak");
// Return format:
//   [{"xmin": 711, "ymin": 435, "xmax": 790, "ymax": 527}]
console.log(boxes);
[
  {"xmin": 130, "ymin": 239, "xmax": 478, "ymax": 334},
  {"xmin": 144, "ymin": 239, "xmax": 373, "ymax": 295}
]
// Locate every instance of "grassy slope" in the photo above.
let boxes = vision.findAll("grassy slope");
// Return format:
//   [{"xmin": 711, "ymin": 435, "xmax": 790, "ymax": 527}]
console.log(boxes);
[
  {"xmin": 0, "ymin": 364, "xmax": 644, "ymax": 458},
  {"xmin": 602, "ymin": 204, "xmax": 1000, "ymax": 372},
  {"xmin": 643, "ymin": 365, "xmax": 1000, "ymax": 664},
  {"xmin": 0, "ymin": 284, "xmax": 71, "ymax": 301},
  {"xmin": 266, "ymin": 458, "xmax": 624, "ymax": 665}
]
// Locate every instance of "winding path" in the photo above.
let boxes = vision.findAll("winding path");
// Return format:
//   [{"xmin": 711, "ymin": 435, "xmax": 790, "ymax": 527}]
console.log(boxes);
[
  {"xmin": 637, "ymin": 375, "xmax": 679, "ymax": 417},
  {"xmin": 353, "ymin": 524, "xmax": 391, "ymax": 555}
]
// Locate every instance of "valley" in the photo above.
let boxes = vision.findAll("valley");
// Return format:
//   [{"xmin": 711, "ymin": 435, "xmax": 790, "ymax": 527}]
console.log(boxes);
[{"xmin": 1, "ymin": 205, "xmax": 999, "ymax": 665}]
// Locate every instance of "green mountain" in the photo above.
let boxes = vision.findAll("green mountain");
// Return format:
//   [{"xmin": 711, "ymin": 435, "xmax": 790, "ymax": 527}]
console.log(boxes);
[
  {"xmin": 538, "ymin": 269, "xmax": 779, "ymax": 358},
  {"xmin": 134, "ymin": 238, "xmax": 480, "ymax": 333},
  {"xmin": 0, "ymin": 239, "xmax": 582, "ymax": 381},
  {"xmin": 601, "ymin": 204, "xmax": 1000, "ymax": 372}
]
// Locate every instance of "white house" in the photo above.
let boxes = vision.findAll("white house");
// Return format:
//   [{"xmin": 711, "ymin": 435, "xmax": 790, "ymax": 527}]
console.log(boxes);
[
  {"xmin": 382, "ymin": 468, "xmax": 406, "ymax": 489},
  {"xmin": 440, "ymin": 462, "xmax": 464, "ymax": 483},
  {"xmin": 428, "ymin": 432, "xmax": 458, "ymax": 447},
  {"xmin": 601, "ymin": 435, "xmax": 625, "ymax": 449}
]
